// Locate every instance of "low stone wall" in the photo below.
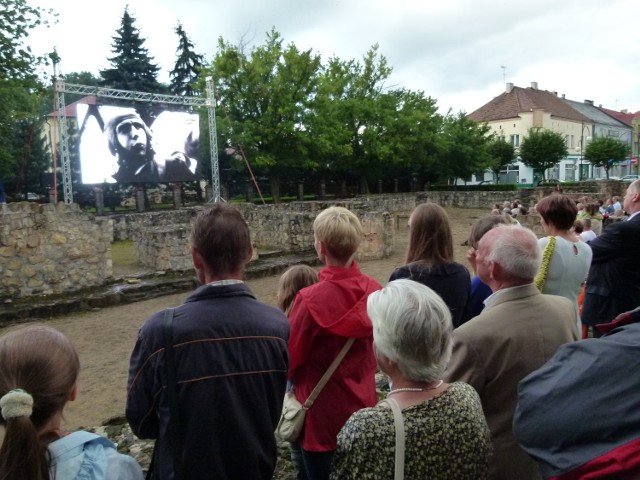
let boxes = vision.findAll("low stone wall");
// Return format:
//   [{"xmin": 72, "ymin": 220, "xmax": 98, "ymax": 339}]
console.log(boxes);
[
  {"xmin": 135, "ymin": 225, "xmax": 192, "ymax": 272},
  {"xmin": 0, "ymin": 202, "xmax": 113, "ymax": 300},
  {"xmin": 133, "ymin": 206, "xmax": 394, "ymax": 270}
]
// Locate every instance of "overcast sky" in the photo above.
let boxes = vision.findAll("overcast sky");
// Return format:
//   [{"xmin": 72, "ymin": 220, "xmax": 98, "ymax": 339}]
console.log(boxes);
[{"xmin": 27, "ymin": 0, "xmax": 640, "ymax": 115}]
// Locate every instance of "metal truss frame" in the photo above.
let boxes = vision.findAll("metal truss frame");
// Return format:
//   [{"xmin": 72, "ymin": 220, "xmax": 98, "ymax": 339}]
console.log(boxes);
[{"xmin": 54, "ymin": 79, "xmax": 220, "ymax": 204}]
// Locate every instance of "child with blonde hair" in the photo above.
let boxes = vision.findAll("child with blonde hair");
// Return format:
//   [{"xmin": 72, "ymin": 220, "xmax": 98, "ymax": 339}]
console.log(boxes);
[{"xmin": 287, "ymin": 206, "xmax": 381, "ymax": 480}]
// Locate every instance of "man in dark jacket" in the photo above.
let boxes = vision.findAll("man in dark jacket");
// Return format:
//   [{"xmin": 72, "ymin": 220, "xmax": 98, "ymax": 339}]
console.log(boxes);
[
  {"xmin": 582, "ymin": 179, "xmax": 640, "ymax": 335},
  {"xmin": 126, "ymin": 204, "xmax": 290, "ymax": 479}
]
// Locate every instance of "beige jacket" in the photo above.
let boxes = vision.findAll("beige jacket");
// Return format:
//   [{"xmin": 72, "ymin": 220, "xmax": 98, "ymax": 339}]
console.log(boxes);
[{"xmin": 445, "ymin": 283, "xmax": 578, "ymax": 480}]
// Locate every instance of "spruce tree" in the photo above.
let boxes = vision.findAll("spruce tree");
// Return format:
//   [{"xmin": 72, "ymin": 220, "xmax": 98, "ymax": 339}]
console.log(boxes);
[
  {"xmin": 170, "ymin": 23, "xmax": 204, "ymax": 96},
  {"xmin": 100, "ymin": 7, "xmax": 162, "ymax": 93}
]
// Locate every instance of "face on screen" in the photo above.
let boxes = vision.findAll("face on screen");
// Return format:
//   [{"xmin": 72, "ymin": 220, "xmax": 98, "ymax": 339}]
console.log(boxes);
[{"xmin": 116, "ymin": 119, "xmax": 148, "ymax": 157}]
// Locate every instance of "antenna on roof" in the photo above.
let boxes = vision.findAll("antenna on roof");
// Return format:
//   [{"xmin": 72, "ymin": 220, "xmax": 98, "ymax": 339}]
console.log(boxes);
[{"xmin": 500, "ymin": 65, "xmax": 507, "ymax": 83}]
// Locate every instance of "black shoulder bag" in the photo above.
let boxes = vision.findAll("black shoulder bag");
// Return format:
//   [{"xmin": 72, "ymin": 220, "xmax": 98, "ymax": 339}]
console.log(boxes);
[{"xmin": 146, "ymin": 308, "xmax": 186, "ymax": 480}]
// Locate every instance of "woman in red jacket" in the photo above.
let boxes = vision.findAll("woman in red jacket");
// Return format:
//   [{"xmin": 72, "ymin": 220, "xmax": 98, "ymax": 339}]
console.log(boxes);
[{"xmin": 288, "ymin": 206, "xmax": 381, "ymax": 480}]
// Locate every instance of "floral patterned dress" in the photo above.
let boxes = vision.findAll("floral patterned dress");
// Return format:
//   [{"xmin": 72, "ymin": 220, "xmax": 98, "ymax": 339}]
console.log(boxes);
[{"xmin": 330, "ymin": 382, "xmax": 491, "ymax": 480}]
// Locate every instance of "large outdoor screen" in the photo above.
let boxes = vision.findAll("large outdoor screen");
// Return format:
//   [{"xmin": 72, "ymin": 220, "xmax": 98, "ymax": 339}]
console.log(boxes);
[{"xmin": 77, "ymin": 104, "xmax": 201, "ymax": 184}]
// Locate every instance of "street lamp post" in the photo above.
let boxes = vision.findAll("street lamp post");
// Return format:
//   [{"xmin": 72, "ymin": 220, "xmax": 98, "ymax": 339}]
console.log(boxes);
[{"xmin": 580, "ymin": 121, "xmax": 592, "ymax": 181}]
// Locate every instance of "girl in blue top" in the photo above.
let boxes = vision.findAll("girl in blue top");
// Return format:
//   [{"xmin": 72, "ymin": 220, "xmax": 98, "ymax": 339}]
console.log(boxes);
[{"xmin": 0, "ymin": 324, "xmax": 143, "ymax": 480}]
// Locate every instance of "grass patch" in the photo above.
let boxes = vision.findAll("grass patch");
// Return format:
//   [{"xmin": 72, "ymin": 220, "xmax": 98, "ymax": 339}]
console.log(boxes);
[{"xmin": 111, "ymin": 240, "xmax": 137, "ymax": 268}]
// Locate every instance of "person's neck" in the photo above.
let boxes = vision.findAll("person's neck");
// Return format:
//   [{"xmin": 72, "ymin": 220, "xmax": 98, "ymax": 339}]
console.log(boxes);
[
  {"xmin": 489, "ymin": 278, "xmax": 530, "ymax": 292},
  {"xmin": 386, "ymin": 375, "xmax": 447, "ymax": 408},
  {"xmin": 545, "ymin": 225, "xmax": 575, "ymax": 241},
  {"xmin": 39, "ymin": 411, "xmax": 65, "ymax": 444}
]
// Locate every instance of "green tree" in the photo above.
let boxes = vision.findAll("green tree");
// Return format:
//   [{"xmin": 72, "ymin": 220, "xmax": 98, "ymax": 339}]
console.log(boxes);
[
  {"xmin": 584, "ymin": 136, "xmax": 631, "ymax": 179},
  {"xmin": 0, "ymin": 0, "xmax": 54, "ymax": 195},
  {"xmin": 487, "ymin": 137, "xmax": 515, "ymax": 182},
  {"xmin": 170, "ymin": 23, "xmax": 204, "ymax": 96},
  {"xmin": 437, "ymin": 112, "xmax": 492, "ymax": 184},
  {"xmin": 204, "ymin": 29, "xmax": 321, "ymax": 202},
  {"xmin": 385, "ymin": 89, "xmax": 442, "ymax": 187},
  {"xmin": 309, "ymin": 45, "xmax": 399, "ymax": 194},
  {"xmin": 519, "ymin": 128, "xmax": 568, "ymax": 180},
  {"xmin": 100, "ymin": 6, "xmax": 163, "ymax": 93}
]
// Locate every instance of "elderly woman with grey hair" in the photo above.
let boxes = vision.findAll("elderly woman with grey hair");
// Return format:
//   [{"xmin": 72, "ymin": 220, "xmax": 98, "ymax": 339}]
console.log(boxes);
[{"xmin": 330, "ymin": 279, "xmax": 491, "ymax": 480}]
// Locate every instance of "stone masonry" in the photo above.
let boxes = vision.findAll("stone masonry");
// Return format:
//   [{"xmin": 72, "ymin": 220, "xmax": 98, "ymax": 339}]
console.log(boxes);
[{"xmin": 0, "ymin": 202, "xmax": 113, "ymax": 300}]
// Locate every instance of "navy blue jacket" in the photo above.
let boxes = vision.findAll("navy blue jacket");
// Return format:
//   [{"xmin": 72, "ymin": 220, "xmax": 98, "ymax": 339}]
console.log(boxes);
[{"xmin": 126, "ymin": 283, "xmax": 289, "ymax": 480}]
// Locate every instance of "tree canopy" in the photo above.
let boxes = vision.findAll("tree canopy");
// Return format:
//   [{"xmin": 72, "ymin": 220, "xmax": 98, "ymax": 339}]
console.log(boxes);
[
  {"xmin": 170, "ymin": 23, "xmax": 204, "ymax": 96},
  {"xmin": 100, "ymin": 6, "xmax": 163, "ymax": 93},
  {"xmin": 0, "ymin": 0, "xmax": 54, "ymax": 196},
  {"xmin": 203, "ymin": 29, "xmax": 321, "ymax": 201},
  {"xmin": 584, "ymin": 136, "xmax": 631, "ymax": 179},
  {"xmin": 487, "ymin": 137, "xmax": 515, "ymax": 181},
  {"xmin": 519, "ymin": 128, "xmax": 568, "ymax": 179}
]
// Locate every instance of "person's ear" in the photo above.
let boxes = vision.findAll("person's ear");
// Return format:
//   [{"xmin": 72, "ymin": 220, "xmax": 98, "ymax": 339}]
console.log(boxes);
[
  {"xmin": 69, "ymin": 382, "xmax": 78, "ymax": 402},
  {"xmin": 191, "ymin": 247, "xmax": 203, "ymax": 270},
  {"xmin": 246, "ymin": 243, "xmax": 254, "ymax": 263}
]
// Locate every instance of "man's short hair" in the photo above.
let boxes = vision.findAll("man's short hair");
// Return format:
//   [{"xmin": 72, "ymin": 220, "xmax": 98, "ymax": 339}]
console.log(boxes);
[
  {"xmin": 313, "ymin": 206, "xmax": 363, "ymax": 263},
  {"xmin": 190, "ymin": 204, "xmax": 252, "ymax": 275},
  {"xmin": 484, "ymin": 225, "xmax": 540, "ymax": 281}
]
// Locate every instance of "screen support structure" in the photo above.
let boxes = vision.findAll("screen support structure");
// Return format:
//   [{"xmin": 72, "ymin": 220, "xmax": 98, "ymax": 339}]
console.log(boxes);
[{"xmin": 53, "ymin": 78, "xmax": 220, "ymax": 204}]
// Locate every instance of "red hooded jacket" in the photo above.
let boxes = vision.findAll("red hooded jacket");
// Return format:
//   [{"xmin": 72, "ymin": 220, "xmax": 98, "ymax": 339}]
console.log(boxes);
[{"xmin": 288, "ymin": 262, "xmax": 381, "ymax": 451}]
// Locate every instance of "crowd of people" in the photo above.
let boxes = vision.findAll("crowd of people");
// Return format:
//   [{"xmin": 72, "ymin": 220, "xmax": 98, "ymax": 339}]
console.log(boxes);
[{"xmin": 0, "ymin": 180, "xmax": 639, "ymax": 479}]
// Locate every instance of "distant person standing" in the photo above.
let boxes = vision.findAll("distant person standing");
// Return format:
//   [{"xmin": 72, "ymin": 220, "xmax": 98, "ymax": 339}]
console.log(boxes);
[
  {"xmin": 127, "ymin": 204, "xmax": 290, "ymax": 479},
  {"xmin": 582, "ymin": 180, "xmax": 640, "ymax": 335}
]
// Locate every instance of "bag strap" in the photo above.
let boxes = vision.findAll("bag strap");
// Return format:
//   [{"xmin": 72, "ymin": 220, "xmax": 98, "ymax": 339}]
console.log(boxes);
[
  {"xmin": 162, "ymin": 308, "xmax": 185, "ymax": 480},
  {"xmin": 380, "ymin": 397, "xmax": 405, "ymax": 480},
  {"xmin": 302, "ymin": 337, "xmax": 355, "ymax": 409},
  {"xmin": 535, "ymin": 236, "xmax": 556, "ymax": 291}
]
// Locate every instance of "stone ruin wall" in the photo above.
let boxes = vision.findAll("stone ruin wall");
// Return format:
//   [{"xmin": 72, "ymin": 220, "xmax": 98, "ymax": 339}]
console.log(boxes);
[
  {"xmin": 133, "ymin": 203, "xmax": 395, "ymax": 272},
  {"xmin": 2, "ymin": 184, "xmax": 621, "ymax": 296},
  {"xmin": 0, "ymin": 202, "xmax": 113, "ymax": 300}
]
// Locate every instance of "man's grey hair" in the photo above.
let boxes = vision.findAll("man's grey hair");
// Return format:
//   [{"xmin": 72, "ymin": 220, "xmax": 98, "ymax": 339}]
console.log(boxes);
[
  {"xmin": 484, "ymin": 225, "xmax": 540, "ymax": 281},
  {"xmin": 367, "ymin": 279, "xmax": 452, "ymax": 383}
]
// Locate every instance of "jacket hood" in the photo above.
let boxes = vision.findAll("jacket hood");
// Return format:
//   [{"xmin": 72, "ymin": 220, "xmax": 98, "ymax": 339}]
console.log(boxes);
[{"xmin": 298, "ymin": 262, "xmax": 381, "ymax": 337}]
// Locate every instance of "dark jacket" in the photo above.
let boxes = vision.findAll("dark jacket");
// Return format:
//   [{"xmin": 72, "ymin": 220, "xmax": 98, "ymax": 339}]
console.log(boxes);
[
  {"xmin": 514, "ymin": 307, "xmax": 640, "ymax": 479},
  {"xmin": 390, "ymin": 261, "xmax": 471, "ymax": 327},
  {"xmin": 582, "ymin": 215, "xmax": 640, "ymax": 326},
  {"xmin": 126, "ymin": 283, "xmax": 290, "ymax": 480}
]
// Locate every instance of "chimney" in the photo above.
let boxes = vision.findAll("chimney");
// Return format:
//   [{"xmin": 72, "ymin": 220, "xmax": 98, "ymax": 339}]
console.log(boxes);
[
  {"xmin": 562, "ymin": 94, "xmax": 565, "ymax": 99},
  {"xmin": 584, "ymin": 99, "xmax": 594, "ymax": 106},
  {"xmin": 531, "ymin": 81, "xmax": 538, "ymax": 90},
  {"xmin": 552, "ymin": 91, "xmax": 557, "ymax": 96},
  {"xmin": 506, "ymin": 83, "xmax": 514, "ymax": 93},
  {"xmin": 622, "ymin": 109, "xmax": 628, "ymax": 113}
]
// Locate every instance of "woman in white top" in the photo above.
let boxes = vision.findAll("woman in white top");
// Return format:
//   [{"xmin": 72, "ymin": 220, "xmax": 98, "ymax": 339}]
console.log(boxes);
[{"xmin": 535, "ymin": 194, "xmax": 592, "ymax": 331}]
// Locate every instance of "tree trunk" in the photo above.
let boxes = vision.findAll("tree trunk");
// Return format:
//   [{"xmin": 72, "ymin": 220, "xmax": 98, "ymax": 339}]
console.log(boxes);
[
  {"xmin": 359, "ymin": 176, "xmax": 369, "ymax": 195},
  {"xmin": 270, "ymin": 175, "xmax": 281, "ymax": 203}
]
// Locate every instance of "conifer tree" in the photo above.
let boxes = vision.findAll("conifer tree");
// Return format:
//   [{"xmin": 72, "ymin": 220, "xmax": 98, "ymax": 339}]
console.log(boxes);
[
  {"xmin": 170, "ymin": 23, "xmax": 204, "ymax": 96},
  {"xmin": 100, "ymin": 7, "xmax": 162, "ymax": 93}
]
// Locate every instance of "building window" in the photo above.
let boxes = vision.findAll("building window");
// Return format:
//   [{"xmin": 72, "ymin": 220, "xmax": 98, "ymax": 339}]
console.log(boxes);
[
  {"xmin": 565, "ymin": 135, "xmax": 575, "ymax": 149},
  {"xmin": 564, "ymin": 163, "xmax": 575, "ymax": 182},
  {"xmin": 510, "ymin": 134, "xmax": 520, "ymax": 147}
]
